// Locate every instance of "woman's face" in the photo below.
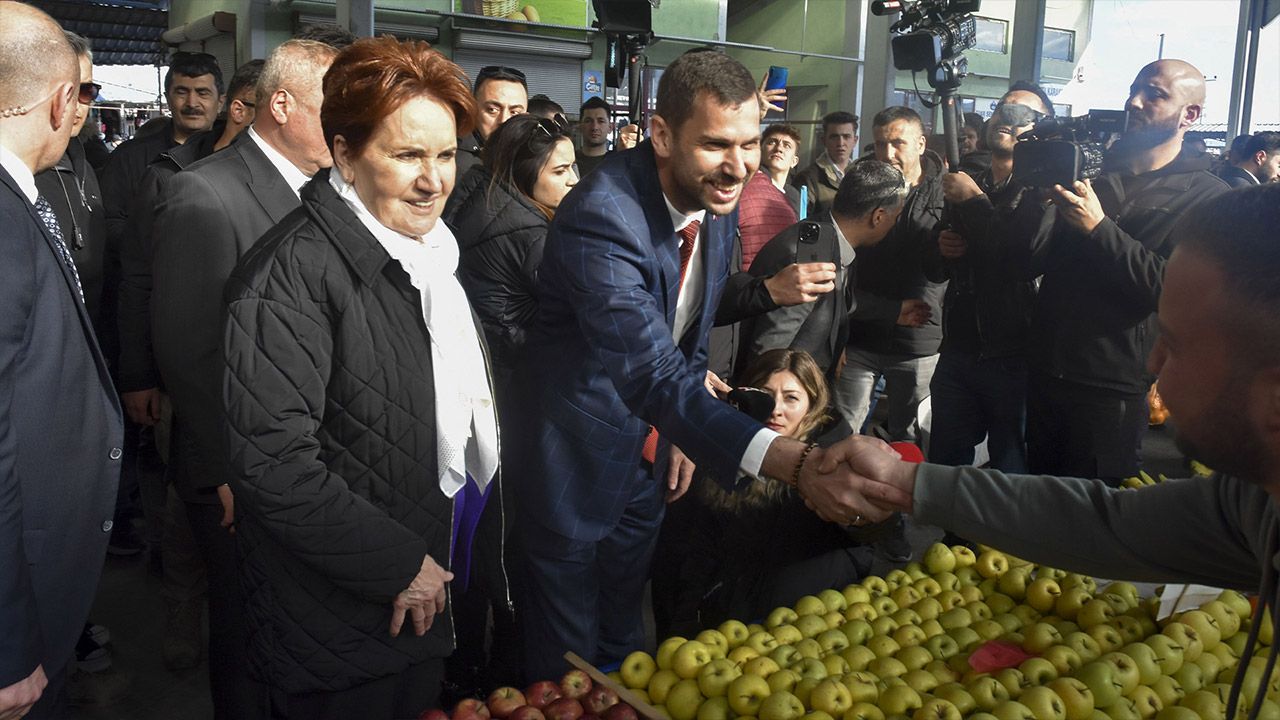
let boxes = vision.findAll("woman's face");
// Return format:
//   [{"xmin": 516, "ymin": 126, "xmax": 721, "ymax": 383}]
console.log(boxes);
[
  {"xmin": 762, "ymin": 369, "xmax": 812, "ymax": 439},
  {"xmin": 334, "ymin": 94, "xmax": 457, "ymax": 239},
  {"xmin": 531, "ymin": 137, "xmax": 577, "ymax": 210}
]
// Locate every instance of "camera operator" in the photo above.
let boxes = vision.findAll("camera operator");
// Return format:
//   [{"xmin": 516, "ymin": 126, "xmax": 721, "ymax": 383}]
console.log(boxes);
[
  {"xmin": 926, "ymin": 83, "xmax": 1056, "ymax": 479},
  {"xmin": 1020, "ymin": 59, "xmax": 1229, "ymax": 480}
]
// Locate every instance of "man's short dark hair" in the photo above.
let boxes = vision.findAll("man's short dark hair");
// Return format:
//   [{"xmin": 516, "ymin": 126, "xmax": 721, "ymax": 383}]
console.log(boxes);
[
  {"xmin": 226, "ymin": 59, "xmax": 264, "ymax": 101},
  {"xmin": 165, "ymin": 51, "xmax": 224, "ymax": 95},
  {"xmin": 822, "ymin": 111, "xmax": 859, "ymax": 134},
  {"xmin": 655, "ymin": 49, "xmax": 756, "ymax": 133},
  {"xmin": 832, "ymin": 159, "xmax": 910, "ymax": 220},
  {"xmin": 1227, "ymin": 134, "xmax": 1253, "ymax": 163},
  {"xmin": 580, "ymin": 96, "xmax": 610, "ymax": 116},
  {"xmin": 293, "ymin": 23, "xmax": 358, "ymax": 49},
  {"xmin": 528, "ymin": 94, "xmax": 564, "ymax": 119},
  {"xmin": 1179, "ymin": 184, "xmax": 1280, "ymax": 367},
  {"xmin": 1006, "ymin": 81, "xmax": 1055, "ymax": 118},
  {"xmin": 873, "ymin": 106, "xmax": 924, "ymax": 133},
  {"xmin": 763, "ymin": 123, "xmax": 801, "ymax": 146},
  {"xmin": 474, "ymin": 65, "xmax": 528, "ymax": 94},
  {"xmin": 1244, "ymin": 131, "xmax": 1280, "ymax": 159}
]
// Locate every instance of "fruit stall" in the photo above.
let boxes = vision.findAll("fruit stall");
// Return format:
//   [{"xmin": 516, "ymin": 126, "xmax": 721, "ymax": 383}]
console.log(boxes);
[{"xmin": 434, "ymin": 543, "xmax": 1266, "ymax": 720}]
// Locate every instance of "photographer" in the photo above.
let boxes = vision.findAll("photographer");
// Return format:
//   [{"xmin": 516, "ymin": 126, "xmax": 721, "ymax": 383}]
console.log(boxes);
[
  {"xmin": 926, "ymin": 84, "xmax": 1056, "ymax": 477},
  {"xmin": 1019, "ymin": 59, "xmax": 1229, "ymax": 480}
]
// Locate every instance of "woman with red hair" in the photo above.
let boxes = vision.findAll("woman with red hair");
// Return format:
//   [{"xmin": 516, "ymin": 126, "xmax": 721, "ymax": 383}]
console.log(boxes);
[{"xmin": 221, "ymin": 36, "xmax": 506, "ymax": 718}]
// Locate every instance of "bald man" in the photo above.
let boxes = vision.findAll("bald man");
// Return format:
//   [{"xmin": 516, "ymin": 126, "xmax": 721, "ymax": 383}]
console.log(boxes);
[
  {"xmin": 0, "ymin": 4, "xmax": 124, "ymax": 717},
  {"xmin": 1017, "ymin": 59, "xmax": 1229, "ymax": 480}
]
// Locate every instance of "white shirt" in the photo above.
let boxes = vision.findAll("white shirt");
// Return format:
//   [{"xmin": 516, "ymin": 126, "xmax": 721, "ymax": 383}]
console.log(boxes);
[
  {"xmin": 247, "ymin": 126, "xmax": 311, "ymax": 197},
  {"xmin": 0, "ymin": 143, "xmax": 38, "ymax": 204},
  {"xmin": 831, "ymin": 213, "xmax": 858, "ymax": 267},
  {"xmin": 660, "ymin": 194, "xmax": 778, "ymax": 479}
]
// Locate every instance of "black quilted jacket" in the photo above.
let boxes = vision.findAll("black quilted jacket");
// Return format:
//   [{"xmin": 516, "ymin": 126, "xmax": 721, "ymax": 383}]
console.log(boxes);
[{"xmin": 222, "ymin": 168, "xmax": 506, "ymax": 693}]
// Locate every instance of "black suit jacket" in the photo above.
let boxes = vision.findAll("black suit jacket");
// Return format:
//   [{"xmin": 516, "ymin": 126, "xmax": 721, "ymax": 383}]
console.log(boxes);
[
  {"xmin": 151, "ymin": 135, "xmax": 300, "ymax": 496},
  {"xmin": 0, "ymin": 166, "xmax": 122, "ymax": 688}
]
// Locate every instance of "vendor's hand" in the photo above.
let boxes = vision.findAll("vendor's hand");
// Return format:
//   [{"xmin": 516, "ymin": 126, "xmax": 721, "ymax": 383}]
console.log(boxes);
[
  {"xmin": 390, "ymin": 555, "xmax": 453, "ymax": 638},
  {"xmin": 758, "ymin": 75, "xmax": 787, "ymax": 121},
  {"xmin": 617, "ymin": 124, "xmax": 640, "ymax": 149},
  {"xmin": 216, "ymin": 484, "xmax": 235, "ymax": 534},
  {"xmin": 765, "ymin": 262, "xmax": 837, "ymax": 306},
  {"xmin": 942, "ymin": 171, "xmax": 984, "ymax": 204},
  {"xmin": 793, "ymin": 438, "xmax": 906, "ymax": 525},
  {"xmin": 896, "ymin": 299, "xmax": 932, "ymax": 327},
  {"xmin": 0, "ymin": 665, "xmax": 46, "ymax": 720},
  {"xmin": 1049, "ymin": 179, "xmax": 1105, "ymax": 234},
  {"xmin": 666, "ymin": 445, "xmax": 696, "ymax": 503},
  {"xmin": 704, "ymin": 371, "xmax": 731, "ymax": 398},
  {"xmin": 122, "ymin": 387, "xmax": 162, "ymax": 426},
  {"xmin": 937, "ymin": 229, "xmax": 968, "ymax": 259},
  {"xmin": 816, "ymin": 436, "xmax": 918, "ymax": 515}
]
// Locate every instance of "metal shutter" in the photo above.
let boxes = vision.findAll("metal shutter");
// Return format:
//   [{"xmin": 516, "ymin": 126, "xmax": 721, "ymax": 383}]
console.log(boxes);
[{"xmin": 453, "ymin": 49, "xmax": 585, "ymax": 118}]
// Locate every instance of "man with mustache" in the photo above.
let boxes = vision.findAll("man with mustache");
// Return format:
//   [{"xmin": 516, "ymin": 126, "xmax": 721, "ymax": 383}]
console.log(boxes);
[{"xmin": 513, "ymin": 49, "xmax": 890, "ymax": 680}]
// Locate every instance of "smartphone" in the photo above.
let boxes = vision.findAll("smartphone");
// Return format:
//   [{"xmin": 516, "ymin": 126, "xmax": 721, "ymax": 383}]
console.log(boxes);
[
  {"xmin": 795, "ymin": 221, "xmax": 830, "ymax": 264},
  {"xmin": 765, "ymin": 65, "xmax": 789, "ymax": 91}
]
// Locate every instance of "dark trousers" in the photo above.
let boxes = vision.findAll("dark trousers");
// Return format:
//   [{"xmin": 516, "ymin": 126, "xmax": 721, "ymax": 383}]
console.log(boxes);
[
  {"xmin": 185, "ymin": 501, "xmax": 269, "ymax": 720},
  {"xmin": 284, "ymin": 657, "xmax": 444, "ymax": 720},
  {"xmin": 520, "ymin": 468, "xmax": 664, "ymax": 681},
  {"xmin": 1026, "ymin": 373, "xmax": 1148, "ymax": 482},
  {"xmin": 928, "ymin": 351, "xmax": 1029, "ymax": 473}
]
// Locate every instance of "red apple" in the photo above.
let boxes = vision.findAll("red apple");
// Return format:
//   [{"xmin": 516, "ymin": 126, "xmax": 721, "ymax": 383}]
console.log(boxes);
[
  {"xmin": 583, "ymin": 686, "xmax": 619, "ymax": 715},
  {"xmin": 525, "ymin": 681, "xmax": 563, "ymax": 710},
  {"xmin": 454, "ymin": 699, "xmax": 492, "ymax": 720},
  {"xmin": 488, "ymin": 688, "xmax": 528, "ymax": 719},
  {"xmin": 560, "ymin": 670, "xmax": 592, "ymax": 700},
  {"xmin": 510, "ymin": 707, "xmax": 547, "ymax": 720},
  {"xmin": 545, "ymin": 698, "xmax": 584, "ymax": 720},
  {"xmin": 419, "ymin": 710, "xmax": 450, "ymax": 720},
  {"xmin": 603, "ymin": 704, "xmax": 638, "ymax": 720}
]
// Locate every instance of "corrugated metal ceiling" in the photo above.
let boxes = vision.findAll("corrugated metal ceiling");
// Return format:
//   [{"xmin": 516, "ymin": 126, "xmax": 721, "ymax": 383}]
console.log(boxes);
[{"xmin": 32, "ymin": 0, "xmax": 170, "ymax": 66}]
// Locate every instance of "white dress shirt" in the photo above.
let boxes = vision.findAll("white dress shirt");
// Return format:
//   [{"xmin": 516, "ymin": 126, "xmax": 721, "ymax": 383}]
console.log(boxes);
[
  {"xmin": 0, "ymin": 143, "xmax": 38, "ymax": 204},
  {"xmin": 660, "ymin": 193, "xmax": 778, "ymax": 479},
  {"xmin": 247, "ymin": 126, "xmax": 311, "ymax": 197}
]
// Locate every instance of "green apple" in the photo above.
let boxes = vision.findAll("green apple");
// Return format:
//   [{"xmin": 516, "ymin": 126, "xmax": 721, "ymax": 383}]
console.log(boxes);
[
  {"xmin": 818, "ymin": 628, "xmax": 853, "ymax": 655},
  {"xmin": 878, "ymin": 685, "xmax": 924, "ymax": 716},
  {"xmin": 845, "ymin": 702, "xmax": 886, "ymax": 720},
  {"xmin": 1120, "ymin": 642, "xmax": 1163, "ymax": 685},
  {"xmin": 810, "ymin": 679, "xmax": 855, "ymax": 716},
  {"xmin": 1019, "ymin": 657, "xmax": 1059, "ymax": 685},
  {"xmin": 1064, "ymin": 632, "xmax": 1104, "ymax": 663},
  {"xmin": 697, "ymin": 658, "xmax": 742, "ymax": 698},
  {"xmin": 1200, "ymin": 602, "xmax": 1242, "ymax": 640},
  {"xmin": 868, "ymin": 635, "xmax": 902, "ymax": 659},
  {"xmin": 666, "ymin": 678, "xmax": 707, "ymax": 720},
  {"xmin": 868, "ymin": 657, "xmax": 909, "ymax": 680},
  {"xmin": 747, "ymin": 631, "xmax": 780, "ymax": 655},
  {"xmin": 818, "ymin": 588, "xmax": 848, "ymax": 613},
  {"xmin": 862, "ymin": 576, "xmax": 890, "ymax": 597},
  {"xmin": 1055, "ymin": 588, "xmax": 1094, "ymax": 622},
  {"xmin": 1055, "ymin": 620, "xmax": 1083, "ymax": 638},
  {"xmin": 1099, "ymin": 653, "xmax": 1141, "ymax": 695},
  {"xmin": 1076, "ymin": 661, "xmax": 1124, "ymax": 709},
  {"xmin": 1099, "ymin": 592, "xmax": 1135, "ymax": 615},
  {"xmin": 658, "ymin": 636, "xmax": 690, "ymax": 670},
  {"xmin": 774, "ymin": 624, "xmax": 805, "ymax": 646},
  {"xmin": 697, "ymin": 630, "xmax": 730, "ymax": 659},
  {"xmin": 843, "ymin": 645, "xmax": 878, "ymax": 672},
  {"xmin": 1104, "ymin": 698, "xmax": 1141, "ymax": 720},
  {"xmin": 948, "ymin": 627, "xmax": 982, "ymax": 652},
  {"xmin": 795, "ymin": 594, "xmax": 829, "ymax": 617},
  {"xmin": 842, "ymin": 619, "xmax": 875, "ymax": 647},
  {"xmin": 1171, "ymin": 661, "xmax": 1205, "ymax": 695},
  {"xmin": 1012, "ymin": 605, "xmax": 1044, "ymax": 628},
  {"xmin": 975, "ymin": 620, "xmax": 1008, "ymax": 642},
  {"xmin": 913, "ymin": 597, "xmax": 943, "ymax": 622},
  {"xmin": 992, "ymin": 700, "xmax": 1038, "ymax": 720},
  {"xmin": 768, "ymin": 606, "xmax": 801, "ymax": 629},
  {"xmin": 896, "ymin": 646, "xmax": 934, "ymax": 672},
  {"xmin": 768, "ymin": 669, "xmax": 801, "ymax": 694},
  {"xmin": 870, "ymin": 615, "xmax": 900, "ymax": 637},
  {"xmin": 913, "ymin": 698, "xmax": 962, "ymax": 720},
  {"xmin": 719, "ymin": 620, "xmax": 750, "ymax": 649},
  {"xmin": 1196, "ymin": 653, "xmax": 1225, "ymax": 684},
  {"xmin": 1078, "ymin": 601, "xmax": 1118, "ymax": 630},
  {"xmin": 1216, "ymin": 591, "xmax": 1252, "ymax": 624},
  {"xmin": 934, "ymin": 572, "xmax": 962, "ymax": 593},
  {"xmin": 969, "ymin": 601, "xmax": 996, "ymax": 622},
  {"xmin": 955, "ymin": 566, "xmax": 981, "ymax": 587},
  {"xmin": 895, "ymin": 625, "xmax": 929, "ymax": 649},
  {"xmin": 793, "ymin": 657, "xmax": 828, "ymax": 682},
  {"xmin": 1043, "ymin": 645, "xmax": 1084, "ymax": 675},
  {"xmin": 987, "ymin": 594, "xmax": 1017, "ymax": 615},
  {"xmin": 649, "ymin": 667, "xmax": 683, "ymax": 704},
  {"xmin": 1088, "ymin": 624, "xmax": 1126, "ymax": 653},
  {"xmin": 1146, "ymin": 634, "xmax": 1188, "ymax": 675},
  {"xmin": 1024, "ymin": 623, "xmax": 1065, "ymax": 654},
  {"xmin": 937, "ymin": 591, "xmax": 967, "ymax": 612},
  {"xmin": 1047, "ymin": 678, "xmax": 1096, "ymax": 720},
  {"xmin": 892, "ymin": 586, "xmax": 924, "ymax": 610},
  {"xmin": 769, "ymin": 644, "xmax": 802, "ymax": 669},
  {"xmin": 797, "ymin": 615, "xmax": 831, "ymax": 640},
  {"xmin": 969, "ymin": 675, "xmax": 1013, "ymax": 711},
  {"xmin": 1150, "ymin": 676, "xmax": 1186, "ymax": 709},
  {"xmin": 823, "ymin": 654, "xmax": 852, "ymax": 679},
  {"xmin": 1239, "ymin": 657, "xmax": 1280, "ymax": 705},
  {"xmin": 901, "ymin": 669, "xmax": 940, "ymax": 694},
  {"xmin": 1027, "ymin": 578, "xmax": 1064, "ymax": 614},
  {"xmin": 846, "ymin": 603, "xmax": 879, "ymax": 623},
  {"xmin": 1162, "ymin": 623, "xmax": 1205, "ymax": 663},
  {"xmin": 1113, "ymin": 616, "xmax": 1147, "ymax": 645},
  {"xmin": 1177, "ymin": 611, "xmax": 1224, "ymax": 652},
  {"xmin": 934, "ymin": 683, "xmax": 976, "ymax": 715},
  {"xmin": 793, "ymin": 677, "xmax": 821, "ymax": 707},
  {"xmin": 844, "ymin": 584, "xmax": 873, "ymax": 606},
  {"xmin": 796, "ymin": 638, "xmax": 824, "ymax": 660},
  {"xmin": 994, "ymin": 668, "xmax": 1029, "ymax": 699},
  {"xmin": 1124, "ymin": 608, "xmax": 1158, "ymax": 640},
  {"xmin": 726, "ymin": 674, "xmax": 771, "ymax": 716},
  {"xmin": 1153, "ymin": 708, "xmax": 1200, "ymax": 720},
  {"xmin": 1061, "ymin": 575, "xmax": 1097, "ymax": 594},
  {"xmin": 844, "ymin": 671, "xmax": 881, "ymax": 703},
  {"xmin": 999, "ymin": 569, "xmax": 1033, "ymax": 601},
  {"xmin": 885, "ymin": 569, "xmax": 911, "ymax": 588},
  {"xmin": 696, "ymin": 695, "xmax": 732, "ymax": 720},
  {"xmin": 939, "ymin": 608, "xmax": 974, "ymax": 631},
  {"xmin": 921, "ymin": 619, "xmax": 945, "ymax": 640},
  {"xmin": 759, "ymin": 690, "xmax": 806, "ymax": 720},
  {"xmin": 977, "ymin": 551, "xmax": 1011, "ymax": 580},
  {"xmin": 1022, "ymin": 686, "xmax": 1069, "ymax": 720},
  {"xmin": 914, "ymin": 578, "xmax": 944, "ymax": 598},
  {"xmin": 952, "ymin": 545, "xmax": 977, "ymax": 568},
  {"xmin": 923, "ymin": 634, "xmax": 961, "ymax": 661},
  {"xmin": 893, "ymin": 608, "xmax": 925, "ymax": 628},
  {"xmin": 727, "ymin": 645, "xmax": 759, "ymax": 667},
  {"xmin": 1178, "ymin": 690, "xmax": 1225, "ymax": 720},
  {"xmin": 1129, "ymin": 685, "xmax": 1164, "ymax": 720},
  {"xmin": 742, "ymin": 656, "xmax": 781, "ymax": 678},
  {"xmin": 994, "ymin": 613, "xmax": 1025, "ymax": 635},
  {"xmin": 621, "ymin": 650, "xmax": 659, "ymax": 689}
]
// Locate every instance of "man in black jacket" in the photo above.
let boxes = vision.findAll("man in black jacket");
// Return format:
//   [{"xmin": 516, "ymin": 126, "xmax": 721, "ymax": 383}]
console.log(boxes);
[
  {"xmin": 1022, "ymin": 59, "xmax": 1229, "ymax": 481},
  {"xmin": 1216, "ymin": 131, "xmax": 1280, "ymax": 188},
  {"xmin": 739, "ymin": 160, "xmax": 908, "ymax": 381},
  {"xmin": 456, "ymin": 65, "xmax": 527, "ymax": 177},
  {"xmin": 926, "ymin": 84, "xmax": 1055, "ymax": 476}
]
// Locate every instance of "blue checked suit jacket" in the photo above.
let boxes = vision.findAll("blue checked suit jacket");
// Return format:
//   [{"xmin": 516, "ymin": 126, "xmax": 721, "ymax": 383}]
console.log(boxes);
[{"xmin": 511, "ymin": 141, "xmax": 763, "ymax": 542}]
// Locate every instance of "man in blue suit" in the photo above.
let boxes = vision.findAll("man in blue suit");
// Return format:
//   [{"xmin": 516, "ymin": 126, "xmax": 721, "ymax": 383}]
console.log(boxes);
[
  {"xmin": 513, "ymin": 49, "xmax": 899, "ymax": 678},
  {"xmin": 0, "ymin": 5, "xmax": 124, "ymax": 717}
]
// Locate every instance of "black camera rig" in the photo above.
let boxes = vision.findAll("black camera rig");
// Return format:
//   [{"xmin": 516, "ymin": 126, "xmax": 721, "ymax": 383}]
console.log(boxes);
[{"xmin": 1012, "ymin": 110, "xmax": 1130, "ymax": 188}]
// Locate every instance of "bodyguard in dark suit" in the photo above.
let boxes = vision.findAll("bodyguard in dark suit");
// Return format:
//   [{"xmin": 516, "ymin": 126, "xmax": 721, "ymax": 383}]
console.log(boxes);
[
  {"xmin": 512, "ymin": 50, "xmax": 896, "ymax": 680},
  {"xmin": 0, "ymin": 6, "xmax": 123, "ymax": 717},
  {"xmin": 150, "ymin": 39, "xmax": 338, "ymax": 719},
  {"xmin": 739, "ymin": 161, "xmax": 908, "ymax": 381}
]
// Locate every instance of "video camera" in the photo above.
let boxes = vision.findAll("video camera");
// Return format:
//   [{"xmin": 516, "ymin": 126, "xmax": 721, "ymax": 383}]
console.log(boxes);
[{"xmin": 1012, "ymin": 110, "xmax": 1129, "ymax": 188}]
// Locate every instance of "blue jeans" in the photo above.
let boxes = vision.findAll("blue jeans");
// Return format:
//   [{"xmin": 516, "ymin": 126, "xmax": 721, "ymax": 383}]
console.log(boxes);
[{"xmin": 927, "ymin": 351, "xmax": 1028, "ymax": 473}]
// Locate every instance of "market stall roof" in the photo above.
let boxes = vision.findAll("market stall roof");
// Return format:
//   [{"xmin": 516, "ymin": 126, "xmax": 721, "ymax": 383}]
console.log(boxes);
[{"xmin": 33, "ymin": 0, "xmax": 169, "ymax": 66}]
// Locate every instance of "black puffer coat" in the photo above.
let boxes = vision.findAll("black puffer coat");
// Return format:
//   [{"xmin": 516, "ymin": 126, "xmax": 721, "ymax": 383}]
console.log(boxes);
[
  {"xmin": 222, "ymin": 169, "xmax": 506, "ymax": 694},
  {"xmin": 448, "ymin": 167, "xmax": 549, "ymax": 392}
]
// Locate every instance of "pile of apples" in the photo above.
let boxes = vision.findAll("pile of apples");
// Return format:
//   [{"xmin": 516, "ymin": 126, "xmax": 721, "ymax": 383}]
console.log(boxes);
[
  {"xmin": 596, "ymin": 543, "xmax": 1272, "ymax": 720},
  {"xmin": 424, "ymin": 669, "xmax": 643, "ymax": 720}
]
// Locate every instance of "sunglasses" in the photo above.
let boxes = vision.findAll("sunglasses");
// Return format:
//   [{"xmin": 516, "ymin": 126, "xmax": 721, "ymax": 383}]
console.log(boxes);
[
  {"xmin": 528, "ymin": 115, "xmax": 569, "ymax": 153},
  {"xmin": 990, "ymin": 102, "xmax": 1044, "ymax": 128},
  {"xmin": 78, "ymin": 82, "xmax": 101, "ymax": 105}
]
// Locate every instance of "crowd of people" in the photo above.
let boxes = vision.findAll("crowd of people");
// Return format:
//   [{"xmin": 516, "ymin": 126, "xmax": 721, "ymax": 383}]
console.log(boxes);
[{"xmin": 3, "ymin": 2, "xmax": 1280, "ymax": 719}]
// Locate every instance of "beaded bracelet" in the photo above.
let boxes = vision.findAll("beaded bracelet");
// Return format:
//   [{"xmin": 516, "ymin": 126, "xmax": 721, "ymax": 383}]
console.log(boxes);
[{"xmin": 788, "ymin": 442, "xmax": 819, "ymax": 487}]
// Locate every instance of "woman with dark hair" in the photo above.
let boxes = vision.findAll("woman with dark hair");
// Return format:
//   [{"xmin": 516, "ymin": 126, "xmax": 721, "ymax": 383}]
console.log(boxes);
[
  {"xmin": 449, "ymin": 112, "xmax": 577, "ymax": 393},
  {"xmin": 220, "ymin": 37, "xmax": 504, "ymax": 718},
  {"xmin": 652, "ymin": 349, "xmax": 874, "ymax": 637}
]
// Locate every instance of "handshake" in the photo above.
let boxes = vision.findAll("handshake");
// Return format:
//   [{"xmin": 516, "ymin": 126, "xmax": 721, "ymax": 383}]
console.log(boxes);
[{"xmin": 779, "ymin": 434, "xmax": 922, "ymax": 527}]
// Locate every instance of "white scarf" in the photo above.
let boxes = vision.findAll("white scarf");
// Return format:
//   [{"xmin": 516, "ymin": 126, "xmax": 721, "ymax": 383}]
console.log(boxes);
[{"xmin": 329, "ymin": 171, "xmax": 499, "ymax": 497}]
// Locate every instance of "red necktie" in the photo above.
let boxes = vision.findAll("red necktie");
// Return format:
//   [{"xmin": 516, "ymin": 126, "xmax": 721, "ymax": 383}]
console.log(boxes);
[{"xmin": 643, "ymin": 219, "xmax": 701, "ymax": 465}]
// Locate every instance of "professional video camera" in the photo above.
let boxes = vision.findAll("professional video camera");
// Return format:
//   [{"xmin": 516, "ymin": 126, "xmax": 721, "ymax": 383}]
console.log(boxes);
[
  {"xmin": 872, "ymin": 0, "xmax": 981, "ymax": 168},
  {"xmin": 1012, "ymin": 110, "xmax": 1129, "ymax": 188}
]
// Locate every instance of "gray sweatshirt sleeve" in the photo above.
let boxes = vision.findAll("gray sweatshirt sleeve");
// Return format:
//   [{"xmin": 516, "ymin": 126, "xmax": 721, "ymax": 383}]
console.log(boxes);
[{"xmin": 912, "ymin": 464, "xmax": 1264, "ymax": 589}]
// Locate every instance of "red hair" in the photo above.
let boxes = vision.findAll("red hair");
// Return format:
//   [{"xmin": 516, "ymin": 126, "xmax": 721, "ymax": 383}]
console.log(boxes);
[{"xmin": 321, "ymin": 36, "xmax": 477, "ymax": 157}]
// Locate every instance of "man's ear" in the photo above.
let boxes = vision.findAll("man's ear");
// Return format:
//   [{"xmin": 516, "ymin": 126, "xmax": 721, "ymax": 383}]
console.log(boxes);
[
  {"xmin": 49, "ymin": 82, "xmax": 75, "ymax": 132},
  {"xmin": 650, "ymin": 114, "xmax": 673, "ymax": 158},
  {"xmin": 1182, "ymin": 102, "xmax": 1203, "ymax": 128},
  {"xmin": 270, "ymin": 88, "xmax": 291, "ymax": 126}
]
